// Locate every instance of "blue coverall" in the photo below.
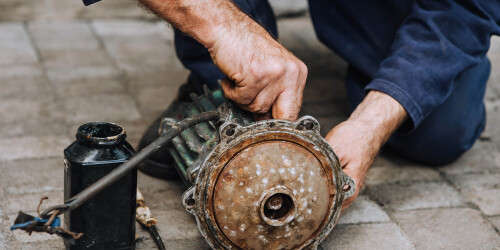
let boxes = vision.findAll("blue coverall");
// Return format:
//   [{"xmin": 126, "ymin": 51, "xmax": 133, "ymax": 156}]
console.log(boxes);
[
  {"xmin": 175, "ymin": 0, "xmax": 500, "ymax": 166},
  {"xmin": 86, "ymin": 0, "xmax": 500, "ymax": 165}
]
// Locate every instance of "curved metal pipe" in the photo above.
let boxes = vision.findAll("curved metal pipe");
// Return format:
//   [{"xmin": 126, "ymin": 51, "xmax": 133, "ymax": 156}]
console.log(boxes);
[{"xmin": 40, "ymin": 111, "xmax": 220, "ymax": 218}]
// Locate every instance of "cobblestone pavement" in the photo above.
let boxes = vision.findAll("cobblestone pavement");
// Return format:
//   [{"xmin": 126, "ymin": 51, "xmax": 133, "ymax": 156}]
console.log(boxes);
[{"xmin": 1, "ymin": 3, "xmax": 500, "ymax": 250}]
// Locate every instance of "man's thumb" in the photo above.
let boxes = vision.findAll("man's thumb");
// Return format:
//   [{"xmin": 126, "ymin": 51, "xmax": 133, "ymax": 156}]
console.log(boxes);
[{"xmin": 272, "ymin": 92, "xmax": 300, "ymax": 121}]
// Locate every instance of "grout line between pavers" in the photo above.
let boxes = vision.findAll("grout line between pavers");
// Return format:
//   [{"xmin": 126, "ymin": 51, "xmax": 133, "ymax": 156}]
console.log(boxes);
[
  {"xmin": 86, "ymin": 19, "xmax": 144, "ymax": 121},
  {"xmin": 487, "ymin": 215, "xmax": 500, "ymax": 235},
  {"xmin": 363, "ymin": 187, "xmax": 417, "ymax": 249},
  {"xmin": 368, "ymin": 172, "xmax": 500, "ymax": 241},
  {"xmin": 435, "ymin": 169, "xmax": 500, "ymax": 228},
  {"xmin": 22, "ymin": 21, "xmax": 69, "ymax": 138},
  {"xmin": 21, "ymin": 21, "xmax": 42, "ymax": 64},
  {"xmin": 366, "ymin": 179, "xmax": 478, "ymax": 212}
]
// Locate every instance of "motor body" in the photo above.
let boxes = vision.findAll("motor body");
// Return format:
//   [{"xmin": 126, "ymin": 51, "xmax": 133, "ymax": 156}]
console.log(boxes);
[{"xmin": 160, "ymin": 89, "xmax": 355, "ymax": 249}]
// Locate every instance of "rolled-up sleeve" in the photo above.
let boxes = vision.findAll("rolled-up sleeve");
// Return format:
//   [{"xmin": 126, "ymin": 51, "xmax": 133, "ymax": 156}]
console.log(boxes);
[{"xmin": 365, "ymin": 0, "xmax": 500, "ymax": 131}]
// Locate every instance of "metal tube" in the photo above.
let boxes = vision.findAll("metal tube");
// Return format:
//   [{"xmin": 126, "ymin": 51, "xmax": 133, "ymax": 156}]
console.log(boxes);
[{"xmin": 40, "ymin": 111, "xmax": 220, "ymax": 218}]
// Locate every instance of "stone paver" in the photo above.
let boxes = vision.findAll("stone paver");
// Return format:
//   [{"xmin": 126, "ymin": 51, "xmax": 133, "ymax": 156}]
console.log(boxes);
[
  {"xmin": 63, "ymin": 94, "xmax": 141, "ymax": 123},
  {"xmin": 134, "ymin": 85, "xmax": 181, "ymax": 117},
  {"xmin": 465, "ymin": 189, "xmax": 500, "ymax": 216},
  {"xmin": 0, "ymin": 189, "xmax": 4, "ymax": 222},
  {"xmin": 338, "ymin": 195, "xmax": 390, "ymax": 224},
  {"xmin": 449, "ymin": 173, "xmax": 500, "ymax": 215},
  {"xmin": 46, "ymin": 64, "xmax": 121, "ymax": 83},
  {"xmin": 92, "ymin": 19, "xmax": 164, "ymax": 38},
  {"xmin": 0, "ymin": 75, "xmax": 51, "ymax": 100},
  {"xmin": 490, "ymin": 216, "xmax": 500, "ymax": 231},
  {"xmin": 0, "ymin": 233, "xmax": 5, "ymax": 250},
  {"xmin": 0, "ymin": 136, "xmax": 70, "ymax": 161},
  {"xmin": 136, "ymin": 235, "xmax": 209, "ymax": 250},
  {"xmin": 3, "ymin": 190, "xmax": 63, "ymax": 214},
  {"xmin": 439, "ymin": 141, "xmax": 500, "ymax": 175},
  {"xmin": 0, "ymin": 97, "xmax": 62, "ymax": 124},
  {"xmin": 41, "ymin": 49, "xmax": 114, "ymax": 69},
  {"xmin": 393, "ymin": 208, "xmax": 500, "ymax": 249},
  {"xmin": 150, "ymin": 210, "xmax": 202, "ymax": 241},
  {"xmin": 28, "ymin": 21, "xmax": 99, "ymax": 51},
  {"xmin": 0, "ymin": 76, "xmax": 67, "ymax": 138},
  {"xmin": 0, "ymin": 64, "xmax": 43, "ymax": 80},
  {"xmin": 0, "ymin": 158, "xmax": 63, "ymax": 195},
  {"xmin": 0, "ymin": 4, "xmax": 499, "ymax": 249},
  {"xmin": 8, "ymin": 240, "xmax": 64, "ymax": 250},
  {"xmin": 0, "ymin": 23, "xmax": 38, "ymax": 65},
  {"xmin": 365, "ymin": 163, "xmax": 442, "ymax": 186},
  {"xmin": 321, "ymin": 223, "xmax": 414, "ymax": 250},
  {"xmin": 51, "ymin": 78, "xmax": 127, "ymax": 97},
  {"xmin": 137, "ymin": 173, "xmax": 186, "ymax": 210},
  {"xmin": 370, "ymin": 182, "xmax": 463, "ymax": 211}
]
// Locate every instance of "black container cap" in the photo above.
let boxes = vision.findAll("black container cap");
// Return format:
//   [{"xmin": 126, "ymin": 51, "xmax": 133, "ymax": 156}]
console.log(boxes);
[{"xmin": 76, "ymin": 122, "xmax": 127, "ymax": 147}]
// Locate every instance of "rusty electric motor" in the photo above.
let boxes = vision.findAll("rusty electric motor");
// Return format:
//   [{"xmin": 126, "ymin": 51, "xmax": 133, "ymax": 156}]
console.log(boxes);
[{"xmin": 159, "ymin": 88, "xmax": 355, "ymax": 249}]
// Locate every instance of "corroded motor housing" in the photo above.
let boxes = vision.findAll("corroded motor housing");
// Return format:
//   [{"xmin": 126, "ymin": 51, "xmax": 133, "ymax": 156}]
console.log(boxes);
[{"xmin": 159, "ymin": 89, "xmax": 354, "ymax": 249}]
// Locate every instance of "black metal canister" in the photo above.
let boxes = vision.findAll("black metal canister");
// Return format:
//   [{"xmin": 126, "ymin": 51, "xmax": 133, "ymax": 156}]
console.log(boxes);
[{"xmin": 64, "ymin": 122, "xmax": 137, "ymax": 249}]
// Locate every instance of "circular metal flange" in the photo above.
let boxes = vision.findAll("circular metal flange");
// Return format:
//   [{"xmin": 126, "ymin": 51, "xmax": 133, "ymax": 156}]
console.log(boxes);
[{"xmin": 183, "ymin": 116, "xmax": 354, "ymax": 249}]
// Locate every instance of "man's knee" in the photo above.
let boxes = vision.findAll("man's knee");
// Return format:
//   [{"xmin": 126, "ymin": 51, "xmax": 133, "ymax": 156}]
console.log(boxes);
[
  {"xmin": 386, "ymin": 112, "xmax": 485, "ymax": 166},
  {"xmin": 385, "ymin": 58, "xmax": 489, "ymax": 166}
]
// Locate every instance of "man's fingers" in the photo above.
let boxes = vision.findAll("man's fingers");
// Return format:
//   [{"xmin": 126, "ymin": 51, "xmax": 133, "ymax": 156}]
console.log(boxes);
[
  {"xmin": 254, "ymin": 112, "xmax": 273, "ymax": 121},
  {"xmin": 221, "ymin": 78, "xmax": 243, "ymax": 103},
  {"xmin": 221, "ymin": 78, "xmax": 254, "ymax": 105},
  {"xmin": 246, "ymin": 84, "xmax": 279, "ymax": 114},
  {"xmin": 340, "ymin": 163, "xmax": 362, "ymax": 211},
  {"xmin": 272, "ymin": 90, "xmax": 301, "ymax": 121}
]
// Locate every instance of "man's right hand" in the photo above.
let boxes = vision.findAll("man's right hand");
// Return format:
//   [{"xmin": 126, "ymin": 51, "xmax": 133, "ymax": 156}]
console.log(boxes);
[
  {"xmin": 137, "ymin": 0, "xmax": 307, "ymax": 121},
  {"xmin": 210, "ymin": 19, "xmax": 307, "ymax": 121}
]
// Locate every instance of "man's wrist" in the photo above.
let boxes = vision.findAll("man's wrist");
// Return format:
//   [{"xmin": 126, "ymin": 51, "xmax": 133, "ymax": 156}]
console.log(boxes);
[
  {"xmin": 137, "ymin": 0, "xmax": 255, "ymax": 50},
  {"xmin": 347, "ymin": 90, "xmax": 408, "ymax": 147}
]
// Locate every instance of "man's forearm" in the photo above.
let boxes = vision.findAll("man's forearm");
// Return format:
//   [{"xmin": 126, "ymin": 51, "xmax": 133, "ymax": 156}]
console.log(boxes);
[
  {"xmin": 349, "ymin": 90, "xmax": 408, "ymax": 149},
  {"xmin": 137, "ymin": 0, "xmax": 260, "ymax": 49},
  {"xmin": 327, "ymin": 90, "xmax": 408, "ymax": 210}
]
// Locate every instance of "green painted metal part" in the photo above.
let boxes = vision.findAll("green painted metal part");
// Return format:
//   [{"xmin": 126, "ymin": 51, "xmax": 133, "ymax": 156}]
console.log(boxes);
[{"xmin": 159, "ymin": 86, "xmax": 253, "ymax": 186}]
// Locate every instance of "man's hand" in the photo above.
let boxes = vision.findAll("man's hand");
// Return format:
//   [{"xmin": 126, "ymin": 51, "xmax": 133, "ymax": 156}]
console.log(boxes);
[
  {"xmin": 325, "ymin": 91, "xmax": 407, "ymax": 210},
  {"xmin": 137, "ymin": 0, "xmax": 307, "ymax": 121},
  {"xmin": 212, "ymin": 24, "xmax": 307, "ymax": 121}
]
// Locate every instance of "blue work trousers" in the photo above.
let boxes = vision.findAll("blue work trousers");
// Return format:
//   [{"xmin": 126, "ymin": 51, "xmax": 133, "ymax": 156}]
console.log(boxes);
[{"xmin": 173, "ymin": 0, "xmax": 489, "ymax": 166}]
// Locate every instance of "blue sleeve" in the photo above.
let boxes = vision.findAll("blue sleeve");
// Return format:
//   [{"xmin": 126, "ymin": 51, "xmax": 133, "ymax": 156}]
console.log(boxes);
[{"xmin": 365, "ymin": 0, "xmax": 500, "ymax": 131}]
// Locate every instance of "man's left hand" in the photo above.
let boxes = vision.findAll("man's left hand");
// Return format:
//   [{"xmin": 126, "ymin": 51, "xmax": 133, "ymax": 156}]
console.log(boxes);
[
  {"xmin": 325, "ymin": 119, "xmax": 380, "ymax": 209},
  {"xmin": 324, "ymin": 91, "xmax": 408, "ymax": 210}
]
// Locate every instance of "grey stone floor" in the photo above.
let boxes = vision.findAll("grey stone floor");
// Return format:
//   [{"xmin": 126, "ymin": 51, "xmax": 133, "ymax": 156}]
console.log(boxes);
[{"xmin": 0, "ymin": 3, "xmax": 500, "ymax": 250}]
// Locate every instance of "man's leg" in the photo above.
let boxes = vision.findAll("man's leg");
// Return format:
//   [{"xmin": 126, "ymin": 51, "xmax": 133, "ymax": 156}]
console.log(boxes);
[
  {"xmin": 173, "ymin": 0, "xmax": 278, "ymax": 93},
  {"xmin": 344, "ymin": 58, "xmax": 490, "ymax": 166}
]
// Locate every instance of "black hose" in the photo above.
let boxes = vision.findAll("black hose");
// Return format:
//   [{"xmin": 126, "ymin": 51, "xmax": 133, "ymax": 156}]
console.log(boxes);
[
  {"xmin": 40, "ymin": 111, "xmax": 220, "ymax": 218},
  {"xmin": 148, "ymin": 225, "xmax": 166, "ymax": 250}
]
